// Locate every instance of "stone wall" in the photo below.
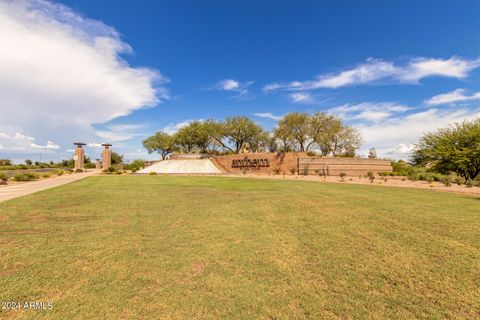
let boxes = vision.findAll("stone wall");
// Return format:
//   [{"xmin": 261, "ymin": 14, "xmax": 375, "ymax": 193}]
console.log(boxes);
[
  {"xmin": 212, "ymin": 152, "xmax": 305, "ymax": 174},
  {"xmin": 213, "ymin": 153, "xmax": 393, "ymax": 176},
  {"xmin": 298, "ymin": 157, "xmax": 392, "ymax": 176}
]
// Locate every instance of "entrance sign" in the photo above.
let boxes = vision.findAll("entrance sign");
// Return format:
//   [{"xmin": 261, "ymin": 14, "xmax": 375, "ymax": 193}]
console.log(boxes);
[{"xmin": 231, "ymin": 157, "xmax": 270, "ymax": 169}]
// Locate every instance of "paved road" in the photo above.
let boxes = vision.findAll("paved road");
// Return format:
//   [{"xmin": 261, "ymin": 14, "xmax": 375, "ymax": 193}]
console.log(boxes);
[{"xmin": 0, "ymin": 171, "xmax": 98, "ymax": 203}]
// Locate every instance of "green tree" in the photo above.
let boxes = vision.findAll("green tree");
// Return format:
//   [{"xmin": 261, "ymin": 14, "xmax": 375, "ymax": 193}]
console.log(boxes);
[
  {"xmin": 413, "ymin": 118, "xmax": 480, "ymax": 181},
  {"xmin": 276, "ymin": 112, "xmax": 311, "ymax": 152},
  {"xmin": 143, "ymin": 132, "xmax": 177, "ymax": 160},
  {"xmin": 0, "ymin": 159, "xmax": 12, "ymax": 166},
  {"xmin": 111, "ymin": 152, "xmax": 124, "ymax": 165},
  {"xmin": 213, "ymin": 116, "xmax": 263, "ymax": 153},
  {"xmin": 25, "ymin": 159, "xmax": 33, "ymax": 166},
  {"xmin": 174, "ymin": 121, "xmax": 213, "ymax": 153}
]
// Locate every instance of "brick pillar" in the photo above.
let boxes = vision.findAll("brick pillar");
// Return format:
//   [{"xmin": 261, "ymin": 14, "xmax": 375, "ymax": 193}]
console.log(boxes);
[
  {"xmin": 95, "ymin": 159, "xmax": 102, "ymax": 170},
  {"xmin": 102, "ymin": 144, "xmax": 112, "ymax": 170},
  {"xmin": 73, "ymin": 142, "xmax": 85, "ymax": 171}
]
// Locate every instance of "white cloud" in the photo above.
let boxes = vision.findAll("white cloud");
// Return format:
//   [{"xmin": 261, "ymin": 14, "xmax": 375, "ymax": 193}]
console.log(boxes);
[
  {"xmin": 357, "ymin": 108, "xmax": 480, "ymax": 159},
  {"xmin": 30, "ymin": 141, "xmax": 60, "ymax": 150},
  {"xmin": 218, "ymin": 79, "xmax": 240, "ymax": 90},
  {"xmin": 329, "ymin": 102, "xmax": 410, "ymax": 123},
  {"xmin": 263, "ymin": 56, "xmax": 480, "ymax": 91},
  {"xmin": 0, "ymin": 0, "xmax": 166, "ymax": 158},
  {"xmin": 425, "ymin": 88, "xmax": 480, "ymax": 106},
  {"xmin": 214, "ymin": 79, "xmax": 254, "ymax": 98},
  {"xmin": 252, "ymin": 113, "xmax": 283, "ymax": 121},
  {"xmin": 162, "ymin": 120, "xmax": 195, "ymax": 135},
  {"xmin": 95, "ymin": 123, "xmax": 147, "ymax": 142},
  {"xmin": 0, "ymin": 132, "xmax": 10, "ymax": 139},
  {"xmin": 289, "ymin": 92, "xmax": 314, "ymax": 103},
  {"xmin": 87, "ymin": 143, "xmax": 103, "ymax": 148}
]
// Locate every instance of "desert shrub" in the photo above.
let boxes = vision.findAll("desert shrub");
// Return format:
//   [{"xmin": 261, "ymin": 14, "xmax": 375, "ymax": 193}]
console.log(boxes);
[
  {"xmin": 149, "ymin": 171, "xmax": 158, "ymax": 175},
  {"xmin": 14, "ymin": 172, "xmax": 39, "ymax": 181},
  {"xmin": 465, "ymin": 180, "xmax": 474, "ymax": 188},
  {"xmin": 42, "ymin": 173, "xmax": 52, "ymax": 178},
  {"xmin": 442, "ymin": 176, "xmax": 452, "ymax": 187},
  {"xmin": 75, "ymin": 169, "xmax": 84, "ymax": 173},
  {"xmin": 426, "ymin": 175, "xmax": 434, "ymax": 183},
  {"xmin": 367, "ymin": 171, "xmax": 375, "ymax": 183},
  {"xmin": 107, "ymin": 166, "xmax": 116, "ymax": 173},
  {"xmin": 54, "ymin": 169, "xmax": 64, "ymax": 176},
  {"xmin": 0, "ymin": 173, "xmax": 8, "ymax": 181}
]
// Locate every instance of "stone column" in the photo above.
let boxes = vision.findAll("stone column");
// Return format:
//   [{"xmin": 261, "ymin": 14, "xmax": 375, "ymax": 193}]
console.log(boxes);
[
  {"xmin": 73, "ymin": 142, "xmax": 85, "ymax": 171},
  {"xmin": 95, "ymin": 159, "xmax": 102, "ymax": 170},
  {"xmin": 102, "ymin": 144, "xmax": 112, "ymax": 170}
]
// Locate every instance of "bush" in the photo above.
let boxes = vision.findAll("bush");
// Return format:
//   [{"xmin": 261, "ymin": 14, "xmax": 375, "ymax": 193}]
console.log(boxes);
[
  {"xmin": 107, "ymin": 166, "xmax": 116, "ymax": 173},
  {"xmin": 466, "ymin": 180, "xmax": 474, "ymax": 188},
  {"xmin": 454, "ymin": 176, "xmax": 465, "ymax": 186},
  {"xmin": 54, "ymin": 169, "xmax": 64, "ymax": 176},
  {"xmin": 339, "ymin": 172, "xmax": 347, "ymax": 182},
  {"xmin": 273, "ymin": 168, "xmax": 281, "ymax": 175},
  {"xmin": 75, "ymin": 169, "xmax": 84, "ymax": 173},
  {"xmin": 42, "ymin": 173, "xmax": 52, "ymax": 178},
  {"xmin": 367, "ymin": 171, "xmax": 375, "ymax": 183},
  {"xmin": 0, "ymin": 173, "xmax": 8, "ymax": 181},
  {"xmin": 442, "ymin": 177, "xmax": 452, "ymax": 187},
  {"xmin": 149, "ymin": 171, "xmax": 158, "ymax": 176},
  {"xmin": 289, "ymin": 167, "xmax": 297, "ymax": 175},
  {"xmin": 13, "ymin": 172, "xmax": 39, "ymax": 181}
]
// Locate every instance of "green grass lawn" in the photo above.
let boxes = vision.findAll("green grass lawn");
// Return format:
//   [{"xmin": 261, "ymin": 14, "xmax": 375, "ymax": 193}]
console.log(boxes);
[{"xmin": 1, "ymin": 176, "xmax": 479, "ymax": 319}]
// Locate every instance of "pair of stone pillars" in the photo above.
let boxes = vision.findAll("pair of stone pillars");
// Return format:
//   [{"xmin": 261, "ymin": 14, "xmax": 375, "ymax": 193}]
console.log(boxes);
[{"xmin": 73, "ymin": 143, "xmax": 112, "ymax": 171}]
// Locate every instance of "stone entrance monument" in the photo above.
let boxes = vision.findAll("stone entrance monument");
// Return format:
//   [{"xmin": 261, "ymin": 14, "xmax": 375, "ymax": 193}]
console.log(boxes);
[
  {"xmin": 73, "ymin": 142, "xmax": 86, "ymax": 171},
  {"xmin": 102, "ymin": 143, "xmax": 112, "ymax": 170}
]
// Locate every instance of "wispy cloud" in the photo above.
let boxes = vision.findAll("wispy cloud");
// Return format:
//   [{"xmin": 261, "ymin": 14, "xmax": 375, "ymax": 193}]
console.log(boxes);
[
  {"xmin": 264, "ymin": 56, "xmax": 480, "ymax": 91},
  {"xmin": 162, "ymin": 120, "xmax": 196, "ymax": 135},
  {"xmin": 425, "ymin": 88, "xmax": 480, "ymax": 105},
  {"xmin": 329, "ymin": 102, "xmax": 411, "ymax": 123},
  {"xmin": 213, "ymin": 79, "xmax": 254, "ymax": 98},
  {"xmin": 252, "ymin": 113, "xmax": 284, "ymax": 121},
  {"xmin": 95, "ymin": 123, "xmax": 147, "ymax": 142},
  {"xmin": 30, "ymin": 141, "xmax": 60, "ymax": 150},
  {"xmin": 357, "ymin": 107, "xmax": 480, "ymax": 159},
  {"xmin": 289, "ymin": 92, "xmax": 314, "ymax": 103}
]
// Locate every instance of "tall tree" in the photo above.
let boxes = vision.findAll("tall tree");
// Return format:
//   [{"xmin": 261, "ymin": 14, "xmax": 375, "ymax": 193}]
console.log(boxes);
[
  {"xmin": 174, "ymin": 121, "xmax": 212, "ymax": 153},
  {"xmin": 276, "ymin": 112, "xmax": 311, "ymax": 152},
  {"xmin": 213, "ymin": 116, "xmax": 263, "ymax": 153},
  {"xmin": 143, "ymin": 132, "xmax": 177, "ymax": 160},
  {"xmin": 413, "ymin": 118, "xmax": 480, "ymax": 181}
]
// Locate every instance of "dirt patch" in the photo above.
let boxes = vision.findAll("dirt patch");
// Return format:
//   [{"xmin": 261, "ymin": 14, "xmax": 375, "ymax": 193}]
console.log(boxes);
[{"xmin": 191, "ymin": 260, "xmax": 206, "ymax": 277}]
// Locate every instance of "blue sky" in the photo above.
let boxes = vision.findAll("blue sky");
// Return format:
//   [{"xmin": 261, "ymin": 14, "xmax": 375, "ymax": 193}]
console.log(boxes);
[{"xmin": 1, "ymin": 0, "xmax": 480, "ymax": 162}]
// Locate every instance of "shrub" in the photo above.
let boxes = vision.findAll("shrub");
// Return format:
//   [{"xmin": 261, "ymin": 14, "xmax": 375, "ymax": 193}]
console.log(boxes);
[
  {"xmin": 454, "ymin": 176, "xmax": 465, "ymax": 186},
  {"xmin": 107, "ymin": 166, "xmax": 116, "ymax": 173},
  {"xmin": 13, "ymin": 172, "xmax": 39, "ymax": 181},
  {"xmin": 466, "ymin": 180, "xmax": 474, "ymax": 188},
  {"xmin": 0, "ymin": 173, "xmax": 8, "ymax": 181},
  {"xmin": 442, "ymin": 176, "xmax": 452, "ymax": 187},
  {"xmin": 367, "ymin": 171, "xmax": 375, "ymax": 183},
  {"xmin": 42, "ymin": 173, "xmax": 52, "ymax": 178},
  {"xmin": 339, "ymin": 172, "xmax": 347, "ymax": 182},
  {"xmin": 54, "ymin": 169, "xmax": 64, "ymax": 176},
  {"xmin": 75, "ymin": 169, "xmax": 84, "ymax": 173},
  {"xmin": 426, "ymin": 175, "xmax": 434, "ymax": 183},
  {"xmin": 149, "ymin": 171, "xmax": 158, "ymax": 176},
  {"xmin": 273, "ymin": 168, "xmax": 281, "ymax": 175},
  {"xmin": 289, "ymin": 167, "xmax": 297, "ymax": 175}
]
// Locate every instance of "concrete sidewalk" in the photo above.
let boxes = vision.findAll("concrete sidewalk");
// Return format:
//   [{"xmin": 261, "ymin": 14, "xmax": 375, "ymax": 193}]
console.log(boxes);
[{"xmin": 0, "ymin": 171, "xmax": 98, "ymax": 203}]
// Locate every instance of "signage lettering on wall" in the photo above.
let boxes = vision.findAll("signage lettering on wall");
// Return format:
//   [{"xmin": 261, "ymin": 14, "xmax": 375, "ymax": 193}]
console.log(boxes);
[{"xmin": 231, "ymin": 157, "xmax": 270, "ymax": 169}]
